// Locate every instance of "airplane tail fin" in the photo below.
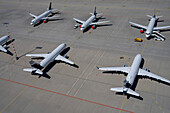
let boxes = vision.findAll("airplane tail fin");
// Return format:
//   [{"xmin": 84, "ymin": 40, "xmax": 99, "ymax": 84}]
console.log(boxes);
[
  {"xmin": 94, "ymin": 6, "xmax": 97, "ymax": 16},
  {"xmin": 110, "ymin": 87, "xmax": 140, "ymax": 97},
  {"xmin": 23, "ymin": 68, "xmax": 43, "ymax": 75},
  {"xmin": 153, "ymin": 8, "xmax": 156, "ymax": 18},
  {"xmin": 48, "ymin": 2, "xmax": 52, "ymax": 10}
]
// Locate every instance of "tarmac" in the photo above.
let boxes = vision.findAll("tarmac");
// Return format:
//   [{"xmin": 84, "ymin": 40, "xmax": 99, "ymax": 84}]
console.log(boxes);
[{"xmin": 0, "ymin": 0, "xmax": 170, "ymax": 113}]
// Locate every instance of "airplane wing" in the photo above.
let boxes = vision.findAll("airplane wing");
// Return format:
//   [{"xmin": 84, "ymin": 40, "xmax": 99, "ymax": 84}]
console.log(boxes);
[
  {"xmin": 97, "ymin": 67, "xmax": 130, "ymax": 73},
  {"xmin": 154, "ymin": 26, "xmax": 170, "ymax": 30},
  {"xmin": 0, "ymin": 45, "xmax": 7, "ymax": 53},
  {"xmin": 73, "ymin": 18, "xmax": 85, "ymax": 24},
  {"xmin": 129, "ymin": 21, "xmax": 147, "ymax": 29},
  {"xmin": 29, "ymin": 12, "xmax": 37, "ymax": 18},
  {"xmin": 55, "ymin": 55, "xmax": 74, "ymax": 65},
  {"xmin": 42, "ymin": 15, "xmax": 60, "ymax": 20},
  {"xmin": 26, "ymin": 54, "xmax": 49, "ymax": 58},
  {"xmin": 90, "ymin": 21, "xmax": 110, "ymax": 25},
  {"xmin": 138, "ymin": 69, "xmax": 170, "ymax": 83}
]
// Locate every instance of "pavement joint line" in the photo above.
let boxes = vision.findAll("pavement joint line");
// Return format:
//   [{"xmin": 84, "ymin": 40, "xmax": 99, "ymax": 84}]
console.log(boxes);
[
  {"xmin": 1, "ymin": 0, "xmax": 169, "ymax": 11},
  {"xmin": 0, "ymin": 77, "xmax": 133, "ymax": 113},
  {"xmin": 141, "ymin": 38, "xmax": 148, "ymax": 55},
  {"xmin": 0, "ymin": 77, "xmax": 38, "ymax": 113},
  {"xmin": 73, "ymin": 51, "xmax": 105, "ymax": 96},
  {"xmin": 66, "ymin": 48, "xmax": 101, "ymax": 95},
  {"xmin": 119, "ymin": 96, "xmax": 127, "ymax": 113},
  {"xmin": 72, "ymin": 7, "xmax": 109, "ymax": 96}
]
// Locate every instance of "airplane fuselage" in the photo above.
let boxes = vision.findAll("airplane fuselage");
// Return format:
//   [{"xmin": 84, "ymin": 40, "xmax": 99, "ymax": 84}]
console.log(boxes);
[
  {"xmin": 40, "ymin": 43, "xmax": 66, "ymax": 68},
  {"xmin": 0, "ymin": 35, "xmax": 10, "ymax": 45},
  {"xmin": 145, "ymin": 17, "xmax": 156, "ymax": 38},
  {"xmin": 124, "ymin": 54, "xmax": 142, "ymax": 91},
  {"xmin": 81, "ymin": 15, "xmax": 96, "ymax": 31},
  {"xmin": 31, "ymin": 10, "xmax": 52, "ymax": 25}
]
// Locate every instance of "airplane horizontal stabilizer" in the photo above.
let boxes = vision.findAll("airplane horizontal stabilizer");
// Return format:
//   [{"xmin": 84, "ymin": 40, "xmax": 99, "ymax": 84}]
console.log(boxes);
[
  {"xmin": 156, "ymin": 16, "xmax": 163, "ymax": 19},
  {"xmin": 0, "ymin": 45, "xmax": 7, "ymax": 52},
  {"xmin": 127, "ymin": 89, "xmax": 140, "ymax": 97},
  {"xmin": 110, "ymin": 87, "xmax": 140, "ymax": 96},
  {"xmin": 146, "ymin": 15, "xmax": 152, "ymax": 18},
  {"xmin": 23, "ymin": 68, "xmax": 43, "ymax": 75},
  {"xmin": 110, "ymin": 87, "xmax": 124, "ymax": 92}
]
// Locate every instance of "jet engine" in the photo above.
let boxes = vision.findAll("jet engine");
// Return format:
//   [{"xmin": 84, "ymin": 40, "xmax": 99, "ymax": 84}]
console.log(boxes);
[
  {"xmin": 157, "ymin": 30, "xmax": 160, "ymax": 33},
  {"xmin": 43, "ymin": 19, "xmax": 48, "ymax": 23},
  {"xmin": 74, "ymin": 25, "xmax": 78, "ymax": 29},
  {"xmin": 123, "ymin": 64, "xmax": 127, "ymax": 67},
  {"xmin": 92, "ymin": 25, "xmax": 96, "ymax": 29},
  {"xmin": 140, "ymin": 29, "xmax": 144, "ymax": 33},
  {"xmin": 145, "ymin": 68, "xmax": 150, "ymax": 72}
]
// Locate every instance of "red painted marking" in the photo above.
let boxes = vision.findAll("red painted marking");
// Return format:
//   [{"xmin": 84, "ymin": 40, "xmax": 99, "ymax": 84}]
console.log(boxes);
[
  {"xmin": 0, "ymin": 77, "xmax": 133, "ymax": 113},
  {"xmin": 79, "ymin": 25, "xmax": 81, "ymax": 28}
]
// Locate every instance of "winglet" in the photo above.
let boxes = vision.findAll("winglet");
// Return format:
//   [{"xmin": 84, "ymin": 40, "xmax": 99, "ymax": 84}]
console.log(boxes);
[{"xmin": 96, "ymin": 66, "xmax": 99, "ymax": 69}]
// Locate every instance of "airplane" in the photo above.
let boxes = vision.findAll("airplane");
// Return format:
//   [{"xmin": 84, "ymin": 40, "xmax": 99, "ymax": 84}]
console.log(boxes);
[
  {"xmin": 0, "ymin": 35, "xmax": 11, "ymax": 53},
  {"xmin": 129, "ymin": 9, "xmax": 170, "ymax": 41},
  {"xmin": 23, "ymin": 43, "xmax": 75, "ymax": 75},
  {"xmin": 29, "ymin": 2, "xmax": 59, "ymax": 25},
  {"xmin": 73, "ymin": 6, "xmax": 110, "ymax": 31},
  {"xmin": 97, "ymin": 54, "xmax": 170, "ymax": 97}
]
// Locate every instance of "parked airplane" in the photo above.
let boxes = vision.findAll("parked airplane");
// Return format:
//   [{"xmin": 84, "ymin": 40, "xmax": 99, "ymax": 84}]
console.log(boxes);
[
  {"xmin": 0, "ymin": 35, "xmax": 10, "ymax": 53},
  {"xmin": 29, "ymin": 2, "xmax": 59, "ymax": 25},
  {"xmin": 23, "ymin": 43, "xmax": 74, "ymax": 75},
  {"xmin": 129, "ymin": 10, "xmax": 170, "ymax": 41},
  {"xmin": 97, "ymin": 54, "xmax": 170, "ymax": 97},
  {"xmin": 73, "ymin": 6, "xmax": 110, "ymax": 31}
]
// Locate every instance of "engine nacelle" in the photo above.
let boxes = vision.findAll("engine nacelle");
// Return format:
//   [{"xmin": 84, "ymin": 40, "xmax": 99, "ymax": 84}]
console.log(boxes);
[
  {"xmin": 123, "ymin": 64, "xmax": 127, "ymax": 67},
  {"xmin": 43, "ymin": 20, "xmax": 47, "ymax": 23},
  {"xmin": 140, "ymin": 29, "xmax": 144, "ymax": 33},
  {"xmin": 157, "ymin": 30, "xmax": 160, "ymax": 33},
  {"xmin": 92, "ymin": 25, "xmax": 96, "ymax": 29},
  {"xmin": 145, "ymin": 68, "xmax": 150, "ymax": 72},
  {"xmin": 74, "ymin": 25, "xmax": 78, "ymax": 29},
  {"xmin": 79, "ymin": 25, "xmax": 82, "ymax": 28}
]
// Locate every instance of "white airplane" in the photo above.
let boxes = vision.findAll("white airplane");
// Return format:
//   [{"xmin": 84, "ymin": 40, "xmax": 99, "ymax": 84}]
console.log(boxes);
[
  {"xmin": 73, "ymin": 6, "xmax": 110, "ymax": 31},
  {"xmin": 23, "ymin": 43, "xmax": 74, "ymax": 75},
  {"xmin": 129, "ymin": 10, "xmax": 170, "ymax": 41},
  {"xmin": 97, "ymin": 54, "xmax": 170, "ymax": 97},
  {"xmin": 29, "ymin": 2, "xmax": 59, "ymax": 25},
  {"xmin": 0, "ymin": 35, "xmax": 10, "ymax": 53}
]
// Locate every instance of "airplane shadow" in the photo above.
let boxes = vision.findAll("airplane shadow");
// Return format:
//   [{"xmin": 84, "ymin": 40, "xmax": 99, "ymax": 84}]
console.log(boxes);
[
  {"xmin": 36, "ymin": 47, "xmax": 79, "ymax": 79},
  {"xmin": 1, "ymin": 39, "xmax": 15, "ymax": 56},
  {"xmin": 17, "ymin": 46, "xmax": 43, "ymax": 59}
]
